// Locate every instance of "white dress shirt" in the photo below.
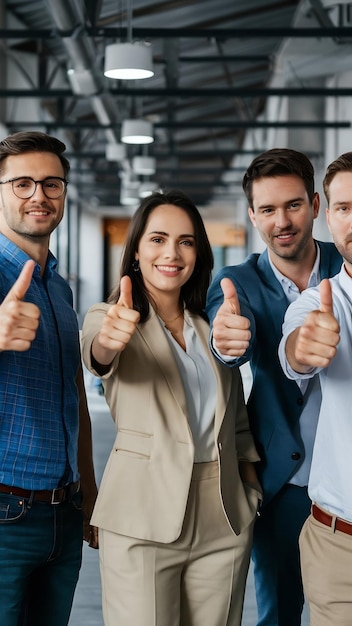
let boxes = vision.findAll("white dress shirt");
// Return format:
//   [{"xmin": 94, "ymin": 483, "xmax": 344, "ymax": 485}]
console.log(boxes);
[
  {"xmin": 268, "ymin": 252, "xmax": 321, "ymax": 487},
  {"xmin": 159, "ymin": 312, "xmax": 217, "ymax": 463},
  {"xmin": 279, "ymin": 264, "xmax": 352, "ymax": 521}
]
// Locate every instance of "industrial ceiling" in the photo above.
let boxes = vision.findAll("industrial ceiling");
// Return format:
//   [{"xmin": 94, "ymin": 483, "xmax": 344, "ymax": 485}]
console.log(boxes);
[{"xmin": 2, "ymin": 0, "xmax": 352, "ymax": 210}]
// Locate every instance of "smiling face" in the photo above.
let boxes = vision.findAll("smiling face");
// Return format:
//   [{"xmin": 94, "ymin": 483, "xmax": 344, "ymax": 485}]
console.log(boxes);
[
  {"xmin": 135, "ymin": 203, "xmax": 197, "ymax": 305},
  {"xmin": 326, "ymin": 171, "xmax": 352, "ymax": 275},
  {"xmin": 248, "ymin": 174, "xmax": 319, "ymax": 267},
  {"xmin": 0, "ymin": 151, "xmax": 66, "ymax": 246}
]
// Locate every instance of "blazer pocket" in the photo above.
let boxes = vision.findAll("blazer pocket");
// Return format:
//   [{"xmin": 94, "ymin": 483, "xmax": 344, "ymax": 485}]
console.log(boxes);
[{"xmin": 114, "ymin": 428, "xmax": 152, "ymax": 460}]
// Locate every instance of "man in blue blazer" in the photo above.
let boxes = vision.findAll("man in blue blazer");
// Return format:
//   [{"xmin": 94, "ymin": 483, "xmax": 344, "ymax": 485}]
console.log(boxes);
[{"xmin": 206, "ymin": 149, "xmax": 342, "ymax": 626}]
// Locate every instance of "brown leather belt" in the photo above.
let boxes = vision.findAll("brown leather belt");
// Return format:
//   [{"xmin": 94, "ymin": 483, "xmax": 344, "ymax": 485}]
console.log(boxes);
[
  {"xmin": 312, "ymin": 503, "xmax": 352, "ymax": 536},
  {"xmin": 0, "ymin": 480, "xmax": 80, "ymax": 504}
]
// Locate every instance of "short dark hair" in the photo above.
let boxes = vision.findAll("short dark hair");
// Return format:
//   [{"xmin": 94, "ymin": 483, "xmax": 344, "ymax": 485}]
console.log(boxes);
[
  {"xmin": 0, "ymin": 131, "xmax": 70, "ymax": 177},
  {"xmin": 323, "ymin": 152, "xmax": 352, "ymax": 204},
  {"xmin": 108, "ymin": 190, "xmax": 214, "ymax": 322},
  {"xmin": 242, "ymin": 148, "xmax": 315, "ymax": 206}
]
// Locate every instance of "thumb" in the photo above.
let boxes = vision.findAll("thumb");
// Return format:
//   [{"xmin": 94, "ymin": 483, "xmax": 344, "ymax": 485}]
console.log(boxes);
[
  {"xmin": 319, "ymin": 279, "xmax": 333, "ymax": 314},
  {"xmin": 117, "ymin": 275, "xmax": 133, "ymax": 309},
  {"xmin": 3, "ymin": 260, "xmax": 35, "ymax": 304},
  {"xmin": 220, "ymin": 278, "xmax": 241, "ymax": 315}
]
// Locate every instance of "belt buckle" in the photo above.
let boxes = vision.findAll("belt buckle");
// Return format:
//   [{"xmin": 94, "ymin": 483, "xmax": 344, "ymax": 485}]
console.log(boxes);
[{"xmin": 51, "ymin": 487, "xmax": 63, "ymax": 505}]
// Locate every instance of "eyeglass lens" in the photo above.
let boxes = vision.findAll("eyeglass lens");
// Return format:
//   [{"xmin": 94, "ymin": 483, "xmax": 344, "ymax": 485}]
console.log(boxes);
[{"xmin": 12, "ymin": 177, "xmax": 66, "ymax": 199}]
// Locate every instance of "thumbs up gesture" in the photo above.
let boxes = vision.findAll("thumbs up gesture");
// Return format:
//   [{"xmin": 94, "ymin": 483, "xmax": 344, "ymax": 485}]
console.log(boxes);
[
  {"xmin": 289, "ymin": 279, "xmax": 340, "ymax": 371},
  {"xmin": 93, "ymin": 276, "xmax": 141, "ymax": 364},
  {"xmin": 0, "ymin": 260, "xmax": 40, "ymax": 352},
  {"xmin": 212, "ymin": 278, "xmax": 251, "ymax": 357}
]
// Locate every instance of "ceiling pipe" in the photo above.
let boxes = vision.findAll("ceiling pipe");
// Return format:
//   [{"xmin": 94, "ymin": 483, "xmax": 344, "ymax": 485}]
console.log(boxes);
[
  {"xmin": 1, "ymin": 26, "xmax": 352, "ymax": 38},
  {"xmin": 45, "ymin": 0, "xmax": 120, "ymax": 147}
]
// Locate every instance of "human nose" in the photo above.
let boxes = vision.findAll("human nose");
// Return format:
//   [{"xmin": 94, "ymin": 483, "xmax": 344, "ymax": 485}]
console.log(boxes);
[
  {"xmin": 275, "ymin": 208, "xmax": 291, "ymax": 229},
  {"xmin": 164, "ymin": 240, "xmax": 180, "ymax": 258},
  {"xmin": 30, "ymin": 181, "xmax": 47, "ymax": 201}
]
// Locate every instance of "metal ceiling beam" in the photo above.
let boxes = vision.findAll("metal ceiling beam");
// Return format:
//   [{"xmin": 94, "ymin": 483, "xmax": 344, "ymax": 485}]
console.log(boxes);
[
  {"xmin": 2, "ymin": 87, "xmax": 352, "ymax": 98},
  {"xmin": 1, "ymin": 26, "xmax": 352, "ymax": 38},
  {"xmin": 66, "ymin": 149, "xmax": 322, "ymax": 159},
  {"xmin": 6, "ymin": 121, "xmax": 349, "ymax": 129},
  {"xmin": 65, "ymin": 149, "xmax": 265, "ymax": 159},
  {"xmin": 71, "ymin": 167, "xmax": 246, "ymax": 175},
  {"xmin": 176, "ymin": 55, "xmax": 271, "ymax": 63}
]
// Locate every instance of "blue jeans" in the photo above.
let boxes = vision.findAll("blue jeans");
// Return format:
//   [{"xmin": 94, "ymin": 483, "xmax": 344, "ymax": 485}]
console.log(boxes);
[
  {"xmin": 252, "ymin": 484, "xmax": 311, "ymax": 626},
  {"xmin": 0, "ymin": 490, "xmax": 83, "ymax": 626}
]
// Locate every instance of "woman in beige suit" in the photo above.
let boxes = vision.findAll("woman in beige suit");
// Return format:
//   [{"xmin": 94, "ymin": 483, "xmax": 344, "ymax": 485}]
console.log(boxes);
[{"xmin": 81, "ymin": 190, "xmax": 262, "ymax": 626}]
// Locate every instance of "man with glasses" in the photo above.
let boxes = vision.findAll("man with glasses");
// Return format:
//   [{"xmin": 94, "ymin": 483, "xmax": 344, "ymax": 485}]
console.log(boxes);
[{"xmin": 0, "ymin": 131, "xmax": 98, "ymax": 626}]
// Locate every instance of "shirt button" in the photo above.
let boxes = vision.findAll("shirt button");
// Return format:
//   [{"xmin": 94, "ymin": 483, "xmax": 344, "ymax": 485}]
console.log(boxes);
[
  {"xmin": 291, "ymin": 452, "xmax": 301, "ymax": 461},
  {"xmin": 297, "ymin": 397, "xmax": 303, "ymax": 406}
]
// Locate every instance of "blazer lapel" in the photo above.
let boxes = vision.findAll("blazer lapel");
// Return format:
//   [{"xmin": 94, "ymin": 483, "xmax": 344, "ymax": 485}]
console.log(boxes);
[
  {"xmin": 137, "ymin": 309, "xmax": 188, "ymax": 416},
  {"xmin": 191, "ymin": 314, "xmax": 231, "ymax": 435}
]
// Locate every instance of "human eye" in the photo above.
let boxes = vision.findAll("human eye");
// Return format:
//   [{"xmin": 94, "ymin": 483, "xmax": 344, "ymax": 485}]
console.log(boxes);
[
  {"xmin": 14, "ymin": 177, "xmax": 32, "ymax": 189},
  {"xmin": 151, "ymin": 236, "xmax": 164, "ymax": 243},
  {"xmin": 44, "ymin": 178, "xmax": 61, "ymax": 190},
  {"xmin": 261, "ymin": 207, "xmax": 274, "ymax": 215},
  {"xmin": 180, "ymin": 239, "xmax": 194, "ymax": 246}
]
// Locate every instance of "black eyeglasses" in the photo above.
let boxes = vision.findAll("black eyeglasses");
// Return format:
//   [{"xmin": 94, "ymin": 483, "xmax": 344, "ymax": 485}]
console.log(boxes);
[{"xmin": 0, "ymin": 176, "xmax": 68, "ymax": 199}]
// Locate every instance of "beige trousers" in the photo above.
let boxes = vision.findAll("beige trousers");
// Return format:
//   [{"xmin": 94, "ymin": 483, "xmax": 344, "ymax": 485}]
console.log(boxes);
[
  {"xmin": 299, "ymin": 508, "xmax": 352, "ymax": 626},
  {"xmin": 99, "ymin": 461, "xmax": 253, "ymax": 626}
]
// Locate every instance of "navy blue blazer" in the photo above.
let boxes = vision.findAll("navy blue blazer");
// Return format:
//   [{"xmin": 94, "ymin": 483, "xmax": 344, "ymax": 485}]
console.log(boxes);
[{"xmin": 206, "ymin": 241, "xmax": 342, "ymax": 506}]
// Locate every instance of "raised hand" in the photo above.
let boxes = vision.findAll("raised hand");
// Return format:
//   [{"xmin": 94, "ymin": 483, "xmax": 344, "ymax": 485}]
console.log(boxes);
[
  {"xmin": 94, "ymin": 275, "xmax": 141, "ymax": 364},
  {"xmin": 0, "ymin": 260, "xmax": 40, "ymax": 352},
  {"xmin": 212, "ymin": 277, "xmax": 251, "ymax": 357},
  {"xmin": 289, "ymin": 279, "xmax": 340, "ymax": 371}
]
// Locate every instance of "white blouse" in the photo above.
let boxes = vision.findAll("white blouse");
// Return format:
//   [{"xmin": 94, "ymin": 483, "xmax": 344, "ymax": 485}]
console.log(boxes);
[{"xmin": 159, "ymin": 312, "xmax": 217, "ymax": 462}]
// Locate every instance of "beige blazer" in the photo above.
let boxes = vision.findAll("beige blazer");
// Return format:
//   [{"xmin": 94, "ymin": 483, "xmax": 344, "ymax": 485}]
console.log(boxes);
[{"xmin": 81, "ymin": 305, "xmax": 261, "ymax": 544}]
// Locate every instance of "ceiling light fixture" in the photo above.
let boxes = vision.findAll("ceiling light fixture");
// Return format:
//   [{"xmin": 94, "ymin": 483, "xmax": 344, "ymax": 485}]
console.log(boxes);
[
  {"xmin": 121, "ymin": 119, "xmax": 154, "ymax": 144},
  {"xmin": 120, "ymin": 178, "xmax": 140, "ymax": 206},
  {"xmin": 105, "ymin": 143, "xmax": 126, "ymax": 161},
  {"xmin": 139, "ymin": 181, "xmax": 157, "ymax": 198},
  {"xmin": 104, "ymin": 0, "xmax": 154, "ymax": 80},
  {"xmin": 132, "ymin": 155, "xmax": 156, "ymax": 175},
  {"xmin": 104, "ymin": 42, "xmax": 153, "ymax": 80}
]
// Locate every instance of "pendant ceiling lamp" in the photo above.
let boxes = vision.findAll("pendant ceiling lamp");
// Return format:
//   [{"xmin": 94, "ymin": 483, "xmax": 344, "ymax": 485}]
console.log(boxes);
[
  {"xmin": 104, "ymin": 0, "xmax": 154, "ymax": 80},
  {"xmin": 139, "ymin": 181, "xmax": 157, "ymax": 198},
  {"xmin": 121, "ymin": 119, "xmax": 154, "ymax": 144},
  {"xmin": 120, "ymin": 177, "xmax": 140, "ymax": 206},
  {"xmin": 132, "ymin": 155, "xmax": 156, "ymax": 175},
  {"xmin": 105, "ymin": 143, "xmax": 126, "ymax": 162}
]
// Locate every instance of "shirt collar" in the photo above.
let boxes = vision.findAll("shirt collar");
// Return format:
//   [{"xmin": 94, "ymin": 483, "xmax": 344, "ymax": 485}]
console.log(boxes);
[
  {"xmin": 268, "ymin": 243, "xmax": 320, "ymax": 293},
  {"xmin": 339, "ymin": 263, "xmax": 352, "ymax": 299},
  {"xmin": 0, "ymin": 232, "xmax": 57, "ymax": 276}
]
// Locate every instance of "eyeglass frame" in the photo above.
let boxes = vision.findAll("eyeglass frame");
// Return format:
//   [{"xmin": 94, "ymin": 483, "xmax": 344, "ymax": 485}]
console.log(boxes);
[{"xmin": 0, "ymin": 176, "xmax": 68, "ymax": 199}]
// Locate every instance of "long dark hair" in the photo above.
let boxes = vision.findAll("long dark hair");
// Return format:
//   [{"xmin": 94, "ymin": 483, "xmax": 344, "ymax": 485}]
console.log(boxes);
[{"xmin": 108, "ymin": 190, "xmax": 214, "ymax": 322}]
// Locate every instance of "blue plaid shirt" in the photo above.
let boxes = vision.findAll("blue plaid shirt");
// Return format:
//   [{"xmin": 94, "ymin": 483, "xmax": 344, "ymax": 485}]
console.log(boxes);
[{"xmin": 0, "ymin": 234, "xmax": 80, "ymax": 489}]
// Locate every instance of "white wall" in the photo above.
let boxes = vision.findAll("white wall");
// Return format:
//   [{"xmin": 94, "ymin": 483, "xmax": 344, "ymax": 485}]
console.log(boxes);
[{"xmin": 78, "ymin": 211, "xmax": 104, "ymax": 322}]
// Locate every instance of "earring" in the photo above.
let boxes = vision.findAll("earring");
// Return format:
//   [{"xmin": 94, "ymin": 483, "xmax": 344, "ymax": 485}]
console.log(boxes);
[{"xmin": 132, "ymin": 260, "xmax": 140, "ymax": 272}]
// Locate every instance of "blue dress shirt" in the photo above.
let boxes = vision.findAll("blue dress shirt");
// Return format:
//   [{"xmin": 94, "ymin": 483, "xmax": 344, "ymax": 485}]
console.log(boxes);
[{"xmin": 0, "ymin": 234, "xmax": 80, "ymax": 490}]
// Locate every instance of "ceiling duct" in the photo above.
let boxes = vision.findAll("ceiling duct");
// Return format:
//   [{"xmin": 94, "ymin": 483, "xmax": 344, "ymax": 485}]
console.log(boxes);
[{"xmin": 46, "ymin": 0, "xmax": 120, "ymax": 145}]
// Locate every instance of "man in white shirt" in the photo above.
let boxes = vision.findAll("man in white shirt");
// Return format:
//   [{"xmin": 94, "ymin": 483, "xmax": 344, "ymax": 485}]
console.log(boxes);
[{"xmin": 279, "ymin": 151, "xmax": 352, "ymax": 626}]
